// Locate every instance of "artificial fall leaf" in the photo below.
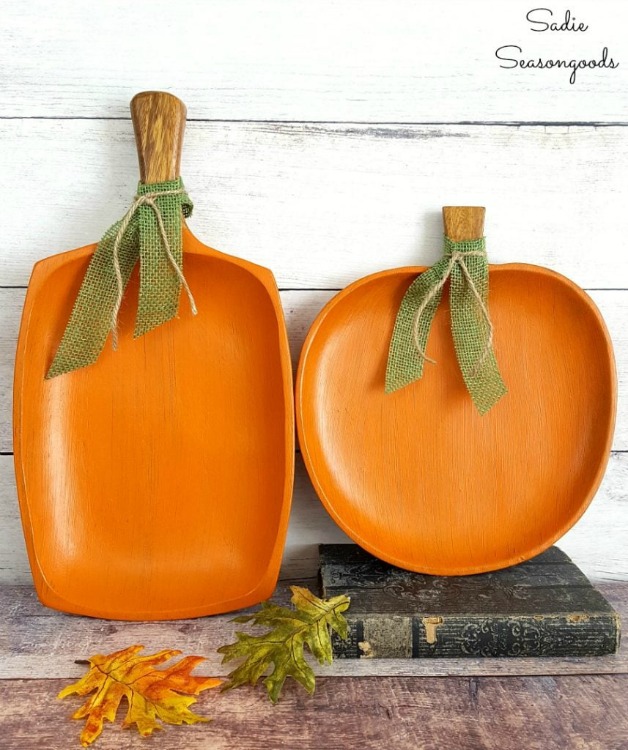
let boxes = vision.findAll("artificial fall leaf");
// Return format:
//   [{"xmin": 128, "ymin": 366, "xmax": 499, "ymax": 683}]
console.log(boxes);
[
  {"xmin": 58, "ymin": 645, "xmax": 221, "ymax": 747},
  {"xmin": 218, "ymin": 585, "xmax": 350, "ymax": 703}
]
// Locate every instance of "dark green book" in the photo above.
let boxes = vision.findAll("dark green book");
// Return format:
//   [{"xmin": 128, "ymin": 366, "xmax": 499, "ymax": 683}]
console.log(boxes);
[{"xmin": 319, "ymin": 544, "xmax": 621, "ymax": 658}]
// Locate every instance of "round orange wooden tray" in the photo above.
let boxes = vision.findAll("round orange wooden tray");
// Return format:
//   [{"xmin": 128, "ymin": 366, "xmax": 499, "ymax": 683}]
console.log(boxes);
[{"xmin": 296, "ymin": 207, "xmax": 616, "ymax": 575}]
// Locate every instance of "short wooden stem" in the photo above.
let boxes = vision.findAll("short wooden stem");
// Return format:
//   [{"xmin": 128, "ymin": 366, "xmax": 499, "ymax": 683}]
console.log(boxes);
[
  {"xmin": 442, "ymin": 206, "xmax": 486, "ymax": 241},
  {"xmin": 130, "ymin": 91, "xmax": 187, "ymax": 183}
]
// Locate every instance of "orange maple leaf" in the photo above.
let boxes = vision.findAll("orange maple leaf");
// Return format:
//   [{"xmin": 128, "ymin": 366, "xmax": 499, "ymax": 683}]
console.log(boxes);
[{"xmin": 58, "ymin": 645, "xmax": 221, "ymax": 747}]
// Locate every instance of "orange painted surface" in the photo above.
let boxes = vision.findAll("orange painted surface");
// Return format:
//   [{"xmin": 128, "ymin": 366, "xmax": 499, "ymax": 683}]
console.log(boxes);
[
  {"xmin": 297, "ymin": 264, "xmax": 616, "ymax": 575},
  {"xmin": 14, "ymin": 226, "xmax": 294, "ymax": 619}
]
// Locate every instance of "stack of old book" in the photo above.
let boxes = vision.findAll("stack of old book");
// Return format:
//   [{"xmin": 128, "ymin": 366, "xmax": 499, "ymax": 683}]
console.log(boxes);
[{"xmin": 319, "ymin": 544, "xmax": 620, "ymax": 659}]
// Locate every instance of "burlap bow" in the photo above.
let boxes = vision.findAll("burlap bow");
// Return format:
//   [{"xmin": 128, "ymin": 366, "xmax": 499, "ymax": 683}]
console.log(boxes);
[
  {"xmin": 46, "ymin": 178, "xmax": 195, "ymax": 379},
  {"xmin": 385, "ymin": 237, "xmax": 507, "ymax": 414}
]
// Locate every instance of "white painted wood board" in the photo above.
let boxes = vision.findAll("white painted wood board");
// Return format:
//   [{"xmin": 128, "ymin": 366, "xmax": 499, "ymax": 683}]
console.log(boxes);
[
  {"xmin": 1, "ymin": 121, "xmax": 626, "ymax": 289},
  {"xmin": 1, "ymin": 1, "xmax": 626, "ymax": 122}
]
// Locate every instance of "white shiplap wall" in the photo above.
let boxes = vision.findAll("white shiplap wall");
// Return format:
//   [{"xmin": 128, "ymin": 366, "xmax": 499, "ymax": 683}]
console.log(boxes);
[{"xmin": 1, "ymin": 0, "xmax": 627, "ymax": 584}]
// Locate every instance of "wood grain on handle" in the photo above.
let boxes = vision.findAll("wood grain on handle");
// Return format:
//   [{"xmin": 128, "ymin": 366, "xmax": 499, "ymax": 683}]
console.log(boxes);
[
  {"xmin": 442, "ymin": 206, "xmax": 485, "ymax": 241},
  {"xmin": 130, "ymin": 91, "xmax": 186, "ymax": 183}
]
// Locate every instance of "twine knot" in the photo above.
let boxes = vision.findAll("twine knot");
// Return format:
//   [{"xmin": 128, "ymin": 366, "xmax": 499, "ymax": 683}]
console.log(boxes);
[
  {"xmin": 110, "ymin": 187, "xmax": 197, "ymax": 349},
  {"xmin": 413, "ymin": 238, "xmax": 492, "ymax": 370}
]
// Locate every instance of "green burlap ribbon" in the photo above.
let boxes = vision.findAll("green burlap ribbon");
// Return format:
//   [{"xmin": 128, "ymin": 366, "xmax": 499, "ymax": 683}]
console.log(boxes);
[
  {"xmin": 385, "ymin": 236, "xmax": 507, "ymax": 414},
  {"xmin": 46, "ymin": 178, "xmax": 195, "ymax": 379}
]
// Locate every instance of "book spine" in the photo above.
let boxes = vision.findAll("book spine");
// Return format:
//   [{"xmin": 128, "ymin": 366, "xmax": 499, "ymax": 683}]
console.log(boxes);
[{"xmin": 332, "ymin": 613, "xmax": 621, "ymax": 658}]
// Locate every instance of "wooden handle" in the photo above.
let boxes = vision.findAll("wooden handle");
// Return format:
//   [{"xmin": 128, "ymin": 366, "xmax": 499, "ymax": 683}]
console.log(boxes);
[
  {"xmin": 442, "ymin": 206, "xmax": 485, "ymax": 241},
  {"xmin": 130, "ymin": 91, "xmax": 187, "ymax": 183}
]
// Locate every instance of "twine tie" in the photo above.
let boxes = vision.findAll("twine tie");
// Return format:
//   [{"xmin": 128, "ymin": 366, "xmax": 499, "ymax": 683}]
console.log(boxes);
[
  {"xmin": 412, "ymin": 248, "xmax": 492, "ymax": 374},
  {"xmin": 110, "ymin": 188, "xmax": 196, "ymax": 349}
]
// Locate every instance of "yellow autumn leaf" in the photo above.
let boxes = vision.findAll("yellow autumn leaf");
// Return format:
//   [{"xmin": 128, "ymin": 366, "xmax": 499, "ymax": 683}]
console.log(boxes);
[{"xmin": 58, "ymin": 645, "xmax": 221, "ymax": 747}]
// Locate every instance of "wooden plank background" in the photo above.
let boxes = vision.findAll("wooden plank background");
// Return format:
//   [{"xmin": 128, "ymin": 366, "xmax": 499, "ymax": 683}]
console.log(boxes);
[
  {"xmin": 1, "ymin": 0, "xmax": 627, "ymax": 589},
  {"xmin": 2, "ymin": 1, "xmax": 627, "ymax": 121}
]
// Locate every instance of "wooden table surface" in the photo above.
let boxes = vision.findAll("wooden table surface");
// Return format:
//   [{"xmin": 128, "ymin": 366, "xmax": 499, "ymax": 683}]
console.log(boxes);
[{"xmin": 1, "ymin": 580, "xmax": 627, "ymax": 749}]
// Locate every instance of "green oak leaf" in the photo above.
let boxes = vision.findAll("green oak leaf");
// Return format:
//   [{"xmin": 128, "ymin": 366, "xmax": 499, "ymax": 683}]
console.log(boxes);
[{"xmin": 218, "ymin": 586, "xmax": 350, "ymax": 703}]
